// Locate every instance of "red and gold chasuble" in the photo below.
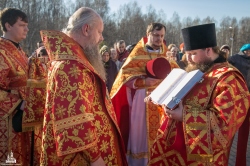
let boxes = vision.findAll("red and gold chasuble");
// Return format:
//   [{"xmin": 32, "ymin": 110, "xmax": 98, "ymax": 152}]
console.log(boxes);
[
  {"xmin": 40, "ymin": 30, "xmax": 127, "ymax": 166},
  {"xmin": 22, "ymin": 54, "xmax": 48, "ymax": 165},
  {"xmin": 149, "ymin": 63, "xmax": 250, "ymax": 166},
  {"xmin": 23, "ymin": 56, "xmax": 47, "ymax": 132},
  {"xmin": 0, "ymin": 38, "xmax": 30, "ymax": 165},
  {"xmin": 110, "ymin": 37, "xmax": 179, "ymax": 154}
]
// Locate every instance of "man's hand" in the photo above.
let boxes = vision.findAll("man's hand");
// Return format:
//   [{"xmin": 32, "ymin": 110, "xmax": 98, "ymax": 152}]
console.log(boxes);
[
  {"xmin": 91, "ymin": 157, "xmax": 105, "ymax": 166},
  {"xmin": 145, "ymin": 77, "xmax": 161, "ymax": 87},
  {"xmin": 163, "ymin": 101, "xmax": 183, "ymax": 121},
  {"xmin": 144, "ymin": 96, "xmax": 152, "ymax": 103}
]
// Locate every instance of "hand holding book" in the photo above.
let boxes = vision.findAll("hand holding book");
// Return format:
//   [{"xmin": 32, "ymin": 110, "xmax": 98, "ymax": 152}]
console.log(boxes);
[
  {"xmin": 146, "ymin": 68, "xmax": 204, "ymax": 109},
  {"xmin": 164, "ymin": 101, "xmax": 183, "ymax": 121}
]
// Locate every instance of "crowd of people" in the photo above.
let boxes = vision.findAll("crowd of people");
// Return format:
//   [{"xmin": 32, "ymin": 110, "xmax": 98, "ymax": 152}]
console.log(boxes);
[{"xmin": 0, "ymin": 6, "xmax": 250, "ymax": 166}]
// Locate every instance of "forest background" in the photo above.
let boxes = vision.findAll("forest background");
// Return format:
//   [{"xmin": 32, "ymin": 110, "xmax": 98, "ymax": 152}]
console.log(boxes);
[{"xmin": 1, "ymin": 0, "xmax": 249, "ymax": 56}]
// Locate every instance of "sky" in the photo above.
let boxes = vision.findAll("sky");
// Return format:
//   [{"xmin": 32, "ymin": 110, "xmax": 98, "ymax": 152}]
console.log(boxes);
[{"xmin": 108, "ymin": 0, "xmax": 249, "ymax": 21}]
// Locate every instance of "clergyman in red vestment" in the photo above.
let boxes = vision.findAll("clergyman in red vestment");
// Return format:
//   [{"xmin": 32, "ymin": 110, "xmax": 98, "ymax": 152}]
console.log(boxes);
[
  {"xmin": 0, "ymin": 8, "xmax": 32, "ymax": 165},
  {"xmin": 148, "ymin": 23, "xmax": 250, "ymax": 166},
  {"xmin": 110, "ymin": 23, "xmax": 179, "ymax": 166},
  {"xmin": 40, "ymin": 7, "xmax": 127, "ymax": 166}
]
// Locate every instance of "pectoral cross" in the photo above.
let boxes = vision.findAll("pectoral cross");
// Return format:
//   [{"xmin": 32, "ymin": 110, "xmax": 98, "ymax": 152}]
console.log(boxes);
[{"xmin": 191, "ymin": 107, "xmax": 199, "ymax": 122}]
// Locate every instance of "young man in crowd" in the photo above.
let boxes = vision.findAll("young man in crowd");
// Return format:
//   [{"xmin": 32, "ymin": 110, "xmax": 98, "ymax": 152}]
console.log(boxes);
[
  {"xmin": 0, "ymin": 8, "xmax": 31, "ymax": 165},
  {"xmin": 116, "ymin": 40, "xmax": 129, "ymax": 62}
]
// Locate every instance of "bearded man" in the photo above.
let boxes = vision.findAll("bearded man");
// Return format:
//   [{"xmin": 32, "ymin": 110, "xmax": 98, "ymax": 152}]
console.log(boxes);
[
  {"xmin": 111, "ymin": 23, "xmax": 179, "ymax": 166},
  {"xmin": 148, "ymin": 23, "xmax": 250, "ymax": 166},
  {"xmin": 39, "ymin": 7, "xmax": 127, "ymax": 166}
]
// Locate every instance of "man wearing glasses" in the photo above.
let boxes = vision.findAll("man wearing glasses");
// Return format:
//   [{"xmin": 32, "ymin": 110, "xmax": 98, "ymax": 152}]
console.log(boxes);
[{"xmin": 111, "ymin": 23, "xmax": 178, "ymax": 166}]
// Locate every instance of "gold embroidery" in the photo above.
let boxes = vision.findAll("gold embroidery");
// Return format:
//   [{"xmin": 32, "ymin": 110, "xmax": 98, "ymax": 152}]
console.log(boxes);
[
  {"xmin": 54, "ymin": 113, "xmax": 94, "ymax": 131},
  {"xmin": 210, "ymin": 112, "xmax": 228, "ymax": 148},
  {"xmin": 127, "ymin": 150, "xmax": 148, "ymax": 159},
  {"xmin": 26, "ymin": 78, "xmax": 46, "ymax": 88},
  {"xmin": 40, "ymin": 30, "xmax": 125, "ymax": 165},
  {"xmin": 69, "ymin": 63, "xmax": 81, "ymax": 79},
  {"xmin": 187, "ymin": 154, "xmax": 213, "ymax": 163},
  {"xmin": 186, "ymin": 123, "xmax": 207, "ymax": 130}
]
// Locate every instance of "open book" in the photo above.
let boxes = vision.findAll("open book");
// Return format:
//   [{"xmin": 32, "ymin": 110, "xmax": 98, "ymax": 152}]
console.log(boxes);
[{"xmin": 148, "ymin": 68, "xmax": 204, "ymax": 109}]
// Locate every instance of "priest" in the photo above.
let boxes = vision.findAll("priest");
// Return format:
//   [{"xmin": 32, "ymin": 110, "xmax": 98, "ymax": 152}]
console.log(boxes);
[{"xmin": 148, "ymin": 23, "xmax": 250, "ymax": 166}]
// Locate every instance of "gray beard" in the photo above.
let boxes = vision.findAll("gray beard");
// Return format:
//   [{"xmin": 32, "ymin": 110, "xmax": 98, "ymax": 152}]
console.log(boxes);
[{"xmin": 83, "ymin": 45, "xmax": 106, "ymax": 81}]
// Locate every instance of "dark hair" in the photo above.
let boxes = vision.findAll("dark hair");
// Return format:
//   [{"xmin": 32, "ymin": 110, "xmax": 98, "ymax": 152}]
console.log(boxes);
[
  {"xmin": 220, "ymin": 45, "xmax": 230, "ymax": 51},
  {"xmin": 118, "ymin": 40, "xmax": 125, "ymax": 45},
  {"xmin": 0, "ymin": 8, "xmax": 28, "ymax": 32},
  {"xmin": 211, "ymin": 46, "xmax": 227, "ymax": 59},
  {"xmin": 146, "ymin": 23, "xmax": 166, "ymax": 35}
]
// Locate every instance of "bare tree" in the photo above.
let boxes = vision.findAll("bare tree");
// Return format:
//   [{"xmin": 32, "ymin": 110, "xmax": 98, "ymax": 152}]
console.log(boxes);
[
  {"xmin": 237, "ymin": 17, "xmax": 250, "ymax": 53},
  {"xmin": 167, "ymin": 12, "xmax": 182, "ymax": 46},
  {"xmin": 217, "ymin": 16, "xmax": 233, "ymax": 50},
  {"xmin": 0, "ymin": 0, "xmax": 249, "ymax": 56},
  {"xmin": 115, "ymin": 1, "xmax": 145, "ymax": 45},
  {"xmin": 182, "ymin": 17, "xmax": 193, "ymax": 28}
]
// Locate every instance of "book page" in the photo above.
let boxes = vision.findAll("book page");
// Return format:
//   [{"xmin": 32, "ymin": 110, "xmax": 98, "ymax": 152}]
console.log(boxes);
[
  {"xmin": 162, "ymin": 69, "xmax": 203, "ymax": 108},
  {"xmin": 149, "ymin": 68, "xmax": 187, "ymax": 104}
]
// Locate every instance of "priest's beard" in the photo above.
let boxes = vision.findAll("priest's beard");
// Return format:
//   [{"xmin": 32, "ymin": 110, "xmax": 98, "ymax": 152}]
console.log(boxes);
[
  {"xmin": 152, "ymin": 44, "xmax": 161, "ymax": 50},
  {"xmin": 185, "ymin": 60, "xmax": 214, "ymax": 73},
  {"xmin": 83, "ymin": 44, "xmax": 106, "ymax": 81}
]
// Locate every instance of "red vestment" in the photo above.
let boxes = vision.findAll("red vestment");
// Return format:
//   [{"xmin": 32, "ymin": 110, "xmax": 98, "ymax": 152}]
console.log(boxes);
[
  {"xmin": 111, "ymin": 37, "xmax": 179, "ymax": 162},
  {"xmin": 40, "ymin": 30, "xmax": 127, "ymax": 165},
  {"xmin": 0, "ymin": 37, "xmax": 30, "ymax": 165},
  {"xmin": 22, "ymin": 55, "xmax": 48, "ymax": 165},
  {"xmin": 148, "ymin": 63, "xmax": 250, "ymax": 165}
]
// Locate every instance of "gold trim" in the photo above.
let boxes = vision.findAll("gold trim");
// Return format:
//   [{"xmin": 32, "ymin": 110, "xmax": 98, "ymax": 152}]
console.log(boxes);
[
  {"xmin": 186, "ymin": 122, "xmax": 207, "ymax": 130},
  {"xmin": 0, "ymin": 45, "xmax": 17, "ymax": 74},
  {"xmin": 57, "ymin": 137, "xmax": 98, "ymax": 157},
  {"xmin": 54, "ymin": 113, "xmax": 94, "ymax": 131},
  {"xmin": 187, "ymin": 154, "xmax": 213, "ymax": 162},
  {"xmin": 22, "ymin": 121, "xmax": 43, "ymax": 132},
  {"xmin": 2, "ymin": 99, "xmax": 22, "ymax": 119},
  {"xmin": 210, "ymin": 111, "xmax": 228, "ymax": 148},
  {"xmin": 27, "ymin": 78, "xmax": 47, "ymax": 88},
  {"xmin": 127, "ymin": 150, "xmax": 148, "ymax": 159}
]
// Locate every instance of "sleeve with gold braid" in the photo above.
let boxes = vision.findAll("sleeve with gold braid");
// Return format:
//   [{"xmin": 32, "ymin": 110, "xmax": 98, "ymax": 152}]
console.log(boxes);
[{"xmin": 22, "ymin": 57, "xmax": 47, "ymax": 132}]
